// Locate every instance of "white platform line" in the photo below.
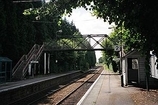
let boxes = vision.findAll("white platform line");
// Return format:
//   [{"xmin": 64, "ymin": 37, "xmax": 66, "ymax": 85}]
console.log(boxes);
[{"xmin": 77, "ymin": 70, "xmax": 104, "ymax": 105}]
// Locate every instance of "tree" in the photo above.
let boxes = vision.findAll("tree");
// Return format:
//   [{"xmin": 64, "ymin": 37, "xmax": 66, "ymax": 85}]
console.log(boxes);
[{"xmin": 101, "ymin": 37, "xmax": 114, "ymax": 68}]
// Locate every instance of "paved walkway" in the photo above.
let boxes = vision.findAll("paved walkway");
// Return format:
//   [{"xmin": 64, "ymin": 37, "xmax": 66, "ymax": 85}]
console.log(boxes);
[{"xmin": 78, "ymin": 70, "xmax": 140, "ymax": 105}]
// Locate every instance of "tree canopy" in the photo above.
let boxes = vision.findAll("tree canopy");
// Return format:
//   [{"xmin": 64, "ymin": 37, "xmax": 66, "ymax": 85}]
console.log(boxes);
[{"xmin": 40, "ymin": 0, "xmax": 158, "ymax": 55}]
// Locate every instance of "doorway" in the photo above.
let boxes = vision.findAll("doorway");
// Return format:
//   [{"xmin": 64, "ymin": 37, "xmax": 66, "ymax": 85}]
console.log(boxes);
[{"xmin": 128, "ymin": 58, "xmax": 139, "ymax": 84}]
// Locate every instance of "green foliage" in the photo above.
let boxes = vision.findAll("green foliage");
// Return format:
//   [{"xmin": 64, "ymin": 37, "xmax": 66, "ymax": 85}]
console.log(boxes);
[
  {"xmin": 98, "ymin": 57, "xmax": 104, "ymax": 63},
  {"xmin": 101, "ymin": 38, "xmax": 114, "ymax": 68},
  {"xmin": 85, "ymin": 51, "xmax": 96, "ymax": 68},
  {"xmin": 101, "ymin": 26, "xmax": 143, "ymax": 71},
  {"xmin": 112, "ymin": 60, "xmax": 118, "ymax": 72},
  {"xmin": 109, "ymin": 26, "xmax": 144, "ymax": 53},
  {"xmin": 0, "ymin": 1, "xmax": 36, "ymax": 63}
]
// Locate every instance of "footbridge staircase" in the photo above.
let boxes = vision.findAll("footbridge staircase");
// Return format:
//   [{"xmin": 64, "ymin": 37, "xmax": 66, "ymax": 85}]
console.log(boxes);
[{"xmin": 12, "ymin": 44, "xmax": 44, "ymax": 80}]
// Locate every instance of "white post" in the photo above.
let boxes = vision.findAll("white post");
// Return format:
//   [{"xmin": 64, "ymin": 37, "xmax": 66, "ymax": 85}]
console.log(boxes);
[
  {"xmin": 44, "ymin": 53, "xmax": 47, "ymax": 74},
  {"xmin": 34, "ymin": 63, "xmax": 36, "ymax": 75},
  {"xmin": 28, "ymin": 64, "xmax": 32, "ymax": 75}
]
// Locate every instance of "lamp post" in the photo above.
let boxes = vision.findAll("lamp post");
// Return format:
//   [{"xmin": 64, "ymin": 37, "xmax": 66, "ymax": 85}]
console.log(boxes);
[
  {"xmin": 120, "ymin": 26, "xmax": 124, "ymax": 87},
  {"xmin": 120, "ymin": 27, "xmax": 123, "ymax": 74}
]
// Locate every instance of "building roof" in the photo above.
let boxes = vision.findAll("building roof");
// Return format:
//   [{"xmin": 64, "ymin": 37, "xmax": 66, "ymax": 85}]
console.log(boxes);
[
  {"xmin": 122, "ymin": 49, "xmax": 138, "ymax": 58},
  {"xmin": 0, "ymin": 57, "xmax": 12, "ymax": 62}
]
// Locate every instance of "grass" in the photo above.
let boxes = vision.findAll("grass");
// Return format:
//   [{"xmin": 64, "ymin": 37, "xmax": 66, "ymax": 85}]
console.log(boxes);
[{"xmin": 96, "ymin": 63, "xmax": 113, "ymax": 71}]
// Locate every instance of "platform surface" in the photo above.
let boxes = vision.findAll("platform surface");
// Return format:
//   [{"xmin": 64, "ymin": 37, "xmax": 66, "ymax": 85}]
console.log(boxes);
[{"xmin": 78, "ymin": 70, "xmax": 141, "ymax": 105}]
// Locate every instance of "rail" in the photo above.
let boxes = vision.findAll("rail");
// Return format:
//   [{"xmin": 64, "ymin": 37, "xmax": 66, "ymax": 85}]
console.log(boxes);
[{"xmin": 29, "ymin": 68, "xmax": 102, "ymax": 105}]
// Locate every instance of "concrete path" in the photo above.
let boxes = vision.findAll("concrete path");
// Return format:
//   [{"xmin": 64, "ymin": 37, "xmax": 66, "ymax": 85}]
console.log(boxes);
[{"xmin": 78, "ymin": 70, "xmax": 140, "ymax": 105}]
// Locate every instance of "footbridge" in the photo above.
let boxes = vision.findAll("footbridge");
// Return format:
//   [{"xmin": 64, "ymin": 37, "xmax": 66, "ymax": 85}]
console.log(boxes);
[
  {"xmin": 44, "ymin": 34, "xmax": 112, "ymax": 51},
  {"xmin": 12, "ymin": 34, "xmax": 114, "ymax": 80}
]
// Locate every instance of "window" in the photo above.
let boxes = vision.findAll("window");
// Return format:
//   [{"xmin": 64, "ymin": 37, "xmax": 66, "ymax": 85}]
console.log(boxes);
[{"xmin": 132, "ymin": 59, "xmax": 138, "ymax": 69}]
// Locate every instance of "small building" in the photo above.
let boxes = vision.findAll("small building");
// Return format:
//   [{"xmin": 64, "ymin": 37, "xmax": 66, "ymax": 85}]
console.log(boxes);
[
  {"xmin": 0, "ymin": 57, "xmax": 12, "ymax": 83},
  {"xmin": 122, "ymin": 50, "xmax": 146, "ymax": 86}
]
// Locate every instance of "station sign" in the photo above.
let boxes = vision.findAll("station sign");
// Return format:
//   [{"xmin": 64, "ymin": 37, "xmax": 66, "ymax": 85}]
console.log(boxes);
[
  {"xmin": 114, "ymin": 45, "xmax": 120, "ymax": 51},
  {"xmin": 30, "ymin": 61, "xmax": 39, "ymax": 63}
]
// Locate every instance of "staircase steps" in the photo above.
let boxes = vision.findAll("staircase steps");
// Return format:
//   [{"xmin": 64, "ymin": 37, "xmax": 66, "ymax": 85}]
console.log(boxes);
[{"xmin": 12, "ymin": 44, "xmax": 44, "ymax": 80}]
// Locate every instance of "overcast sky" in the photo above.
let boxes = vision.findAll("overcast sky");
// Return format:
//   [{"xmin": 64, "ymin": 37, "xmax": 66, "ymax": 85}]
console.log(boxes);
[
  {"xmin": 64, "ymin": 7, "xmax": 114, "ymax": 62},
  {"xmin": 64, "ymin": 7, "xmax": 113, "ymax": 35}
]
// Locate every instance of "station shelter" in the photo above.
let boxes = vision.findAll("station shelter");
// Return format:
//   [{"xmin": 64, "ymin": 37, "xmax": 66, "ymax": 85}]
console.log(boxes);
[
  {"xmin": 122, "ymin": 50, "xmax": 146, "ymax": 86},
  {"xmin": 0, "ymin": 57, "xmax": 12, "ymax": 83}
]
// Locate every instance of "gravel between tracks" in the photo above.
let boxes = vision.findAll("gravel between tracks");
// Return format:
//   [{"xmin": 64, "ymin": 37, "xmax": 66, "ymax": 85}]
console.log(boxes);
[{"xmin": 33, "ymin": 69, "xmax": 102, "ymax": 105}]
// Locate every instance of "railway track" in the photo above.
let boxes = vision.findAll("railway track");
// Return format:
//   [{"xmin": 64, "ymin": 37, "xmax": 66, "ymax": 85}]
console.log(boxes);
[
  {"xmin": 31, "ymin": 67, "xmax": 103, "ymax": 105},
  {"xmin": 8, "ymin": 66, "xmax": 103, "ymax": 105}
]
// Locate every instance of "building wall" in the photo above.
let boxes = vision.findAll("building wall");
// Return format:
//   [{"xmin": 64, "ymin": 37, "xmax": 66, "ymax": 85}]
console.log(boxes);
[{"xmin": 138, "ymin": 57, "xmax": 146, "ymax": 85}]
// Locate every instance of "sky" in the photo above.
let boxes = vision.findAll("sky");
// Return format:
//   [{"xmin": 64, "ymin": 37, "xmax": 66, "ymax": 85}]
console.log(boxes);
[
  {"xmin": 64, "ymin": 7, "xmax": 114, "ymax": 62},
  {"xmin": 64, "ymin": 7, "xmax": 113, "ymax": 35}
]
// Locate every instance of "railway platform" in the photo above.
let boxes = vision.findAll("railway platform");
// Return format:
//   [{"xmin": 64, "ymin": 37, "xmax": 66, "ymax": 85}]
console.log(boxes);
[
  {"xmin": 78, "ymin": 70, "xmax": 141, "ymax": 105},
  {"xmin": 0, "ymin": 70, "xmax": 80, "ymax": 92},
  {"xmin": 0, "ymin": 70, "xmax": 84, "ymax": 105}
]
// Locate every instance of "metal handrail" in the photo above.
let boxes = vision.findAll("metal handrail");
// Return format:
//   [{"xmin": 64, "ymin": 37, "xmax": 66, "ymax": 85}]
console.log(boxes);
[
  {"xmin": 22, "ymin": 54, "xmax": 36, "ymax": 77},
  {"xmin": 12, "ymin": 44, "xmax": 37, "ymax": 74},
  {"xmin": 12, "ymin": 44, "xmax": 36, "ymax": 77},
  {"xmin": 12, "ymin": 55, "xmax": 26, "ymax": 75},
  {"xmin": 12, "ymin": 44, "xmax": 44, "ymax": 79},
  {"xmin": 22, "ymin": 44, "xmax": 44, "ymax": 78},
  {"xmin": 36, "ymin": 44, "xmax": 44, "ymax": 60},
  {"xmin": 26, "ymin": 44, "xmax": 37, "ymax": 61}
]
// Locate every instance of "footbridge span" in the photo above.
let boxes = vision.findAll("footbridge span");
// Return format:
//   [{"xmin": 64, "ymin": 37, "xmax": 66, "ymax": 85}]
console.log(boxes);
[{"xmin": 12, "ymin": 34, "xmax": 114, "ymax": 80}]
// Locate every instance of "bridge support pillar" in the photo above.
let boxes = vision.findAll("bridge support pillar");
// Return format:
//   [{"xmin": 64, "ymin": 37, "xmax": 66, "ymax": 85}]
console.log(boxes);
[
  {"xmin": 44, "ymin": 52, "xmax": 50, "ymax": 74},
  {"xmin": 48, "ymin": 53, "xmax": 50, "ymax": 73},
  {"xmin": 44, "ymin": 53, "xmax": 47, "ymax": 74}
]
